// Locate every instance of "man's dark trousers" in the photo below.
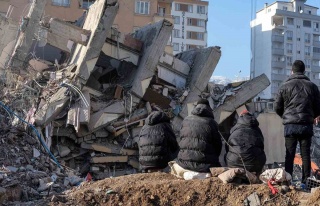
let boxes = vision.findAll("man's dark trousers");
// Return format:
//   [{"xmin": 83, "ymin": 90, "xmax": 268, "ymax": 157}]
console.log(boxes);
[{"xmin": 285, "ymin": 135, "xmax": 312, "ymax": 184}]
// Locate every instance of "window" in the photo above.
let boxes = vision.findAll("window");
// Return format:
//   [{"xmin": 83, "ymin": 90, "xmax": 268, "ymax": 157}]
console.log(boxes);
[
  {"xmin": 286, "ymin": 30, "xmax": 293, "ymax": 41},
  {"xmin": 313, "ymin": 60, "xmax": 320, "ymax": 66},
  {"xmin": 303, "ymin": 20, "xmax": 311, "ymax": 28},
  {"xmin": 187, "ymin": 18, "xmax": 205, "ymax": 27},
  {"xmin": 197, "ymin": 5, "xmax": 205, "ymax": 14},
  {"xmin": 286, "ymin": 43, "xmax": 293, "ymax": 54},
  {"xmin": 314, "ymin": 47, "xmax": 320, "ymax": 53},
  {"xmin": 287, "ymin": 56, "xmax": 292, "ymax": 66},
  {"xmin": 314, "ymin": 22, "xmax": 319, "ymax": 32},
  {"xmin": 186, "ymin": 44, "xmax": 204, "ymax": 50},
  {"xmin": 175, "ymin": 3, "xmax": 193, "ymax": 12},
  {"xmin": 173, "ymin": 43, "xmax": 179, "ymax": 51},
  {"xmin": 81, "ymin": 0, "xmax": 95, "ymax": 9},
  {"xmin": 174, "ymin": 16, "xmax": 180, "ymax": 24},
  {"xmin": 283, "ymin": 6, "xmax": 287, "ymax": 11},
  {"xmin": 297, "ymin": 38, "xmax": 300, "ymax": 41},
  {"xmin": 135, "ymin": 1, "xmax": 150, "ymax": 15},
  {"xmin": 173, "ymin": 29, "xmax": 180, "ymax": 38},
  {"xmin": 158, "ymin": 7, "xmax": 165, "ymax": 16},
  {"xmin": 305, "ymin": 33, "xmax": 311, "ymax": 43},
  {"xmin": 287, "ymin": 17, "xmax": 294, "ymax": 25},
  {"xmin": 52, "ymin": 0, "xmax": 70, "ymax": 7},
  {"xmin": 305, "ymin": 46, "xmax": 311, "ymax": 56},
  {"xmin": 187, "ymin": 31, "xmax": 204, "ymax": 40},
  {"xmin": 305, "ymin": 59, "xmax": 311, "ymax": 68},
  {"xmin": 308, "ymin": 10, "xmax": 311, "ymax": 14}
]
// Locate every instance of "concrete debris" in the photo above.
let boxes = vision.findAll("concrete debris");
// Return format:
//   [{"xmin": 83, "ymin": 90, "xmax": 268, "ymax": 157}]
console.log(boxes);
[{"xmin": 0, "ymin": 0, "xmax": 275, "ymax": 204}]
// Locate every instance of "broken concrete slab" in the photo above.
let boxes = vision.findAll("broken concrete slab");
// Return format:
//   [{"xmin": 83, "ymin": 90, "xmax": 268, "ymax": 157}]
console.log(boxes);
[
  {"xmin": 0, "ymin": 16, "xmax": 19, "ymax": 70},
  {"xmin": 157, "ymin": 65, "xmax": 187, "ymax": 88},
  {"xmin": 213, "ymin": 74, "xmax": 270, "ymax": 122},
  {"xmin": 70, "ymin": 0, "xmax": 119, "ymax": 83},
  {"xmin": 172, "ymin": 47, "xmax": 222, "ymax": 130},
  {"xmin": 44, "ymin": 18, "xmax": 91, "ymax": 45},
  {"xmin": 130, "ymin": 19, "xmax": 173, "ymax": 100},
  {"xmin": 10, "ymin": 0, "xmax": 47, "ymax": 70},
  {"xmin": 143, "ymin": 88, "xmax": 171, "ymax": 109},
  {"xmin": 88, "ymin": 101, "xmax": 125, "ymax": 132}
]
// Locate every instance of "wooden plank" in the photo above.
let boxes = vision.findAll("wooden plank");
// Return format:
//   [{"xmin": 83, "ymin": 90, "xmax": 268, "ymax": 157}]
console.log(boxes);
[
  {"xmin": 91, "ymin": 156, "xmax": 128, "ymax": 163},
  {"xmin": 81, "ymin": 142, "xmax": 138, "ymax": 155}
]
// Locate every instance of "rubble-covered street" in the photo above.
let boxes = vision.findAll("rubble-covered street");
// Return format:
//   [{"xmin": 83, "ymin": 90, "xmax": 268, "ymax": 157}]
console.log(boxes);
[{"xmin": 0, "ymin": 0, "xmax": 319, "ymax": 205}]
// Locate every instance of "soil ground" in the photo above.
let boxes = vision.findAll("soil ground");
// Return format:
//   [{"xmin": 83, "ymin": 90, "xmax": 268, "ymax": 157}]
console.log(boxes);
[{"xmin": 43, "ymin": 172, "xmax": 316, "ymax": 206}]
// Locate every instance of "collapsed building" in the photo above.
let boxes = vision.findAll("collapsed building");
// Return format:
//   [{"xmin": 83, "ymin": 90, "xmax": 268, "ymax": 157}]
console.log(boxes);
[{"xmin": 0, "ymin": 0, "xmax": 276, "ymax": 184}]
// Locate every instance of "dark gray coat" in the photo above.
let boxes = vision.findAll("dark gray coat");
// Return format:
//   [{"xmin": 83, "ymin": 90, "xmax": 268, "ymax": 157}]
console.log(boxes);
[
  {"xmin": 138, "ymin": 111, "xmax": 178, "ymax": 170},
  {"xmin": 177, "ymin": 104, "xmax": 222, "ymax": 172},
  {"xmin": 226, "ymin": 114, "xmax": 266, "ymax": 173},
  {"xmin": 274, "ymin": 73, "xmax": 320, "ymax": 125}
]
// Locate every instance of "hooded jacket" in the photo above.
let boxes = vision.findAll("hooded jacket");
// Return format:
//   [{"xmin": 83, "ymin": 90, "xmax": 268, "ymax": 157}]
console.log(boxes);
[
  {"xmin": 138, "ymin": 111, "xmax": 178, "ymax": 170},
  {"xmin": 226, "ymin": 113, "xmax": 266, "ymax": 173},
  {"xmin": 177, "ymin": 103, "xmax": 222, "ymax": 172},
  {"xmin": 274, "ymin": 73, "xmax": 320, "ymax": 125}
]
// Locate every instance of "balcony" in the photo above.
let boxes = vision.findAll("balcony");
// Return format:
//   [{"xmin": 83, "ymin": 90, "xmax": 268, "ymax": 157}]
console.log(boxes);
[
  {"xmin": 312, "ymin": 65, "xmax": 320, "ymax": 73},
  {"xmin": 272, "ymin": 35, "xmax": 284, "ymax": 42},
  {"xmin": 153, "ymin": 13, "xmax": 173, "ymax": 24},
  {"xmin": 271, "ymin": 73, "xmax": 287, "ymax": 81},
  {"xmin": 313, "ymin": 53, "xmax": 320, "ymax": 60},
  {"xmin": 314, "ymin": 40, "xmax": 320, "ymax": 47},
  {"xmin": 272, "ymin": 48, "xmax": 284, "ymax": 55},
  {"xmin": 272, "ymin": 61, "xmax": 285, "ymax": 68}
]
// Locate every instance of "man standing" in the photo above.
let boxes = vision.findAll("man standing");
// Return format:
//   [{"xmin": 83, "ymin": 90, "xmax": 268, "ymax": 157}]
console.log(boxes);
[{"xmin": 274, "ymin": 60, "xmax": 320, "ymax": 184}]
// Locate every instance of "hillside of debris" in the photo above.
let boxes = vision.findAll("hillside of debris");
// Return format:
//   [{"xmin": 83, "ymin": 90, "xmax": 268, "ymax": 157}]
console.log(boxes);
[{"xmin": 44, "ymin": 173, "xmax": 306, "ymax": 206}]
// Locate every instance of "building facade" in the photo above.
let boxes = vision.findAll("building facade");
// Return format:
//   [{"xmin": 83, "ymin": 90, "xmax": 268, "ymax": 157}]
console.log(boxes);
[
  {"xmin": 0, "ymin": 0, "xmax": 208, "ymax": 56},
  {"xmin": 0, "ymin": 0, "xmax": 91, "ymax": 22},
  {"xmin": 251, "ymin": 0, "xmax": 320, "ymax": 99},
  {"xmin": 171, "ymin": 0, "xmax": 208, "ymax": 55}
]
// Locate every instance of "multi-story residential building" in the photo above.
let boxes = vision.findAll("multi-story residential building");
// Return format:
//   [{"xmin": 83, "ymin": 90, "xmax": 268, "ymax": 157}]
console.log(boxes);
[
  {"xmin": 171, "ymin": 0, "xmax": 208, "ymax": 55},
  {"xmin": 0, "ymin": 0, "xmax": 208, "ymax": 56},
  {"xmin": 112, "ymin": 0, "xmax": 174, "ymax": 53},
  {"xmin": 0, "ymin": 0, "xmax": 91, "ymax": 22},
  {"xmin": 251, "ymin": 0, "xmax": 320, "ymax": 99}
]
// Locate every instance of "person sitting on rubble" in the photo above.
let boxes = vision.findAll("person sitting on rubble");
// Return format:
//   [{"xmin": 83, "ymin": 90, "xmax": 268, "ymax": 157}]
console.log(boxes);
[
  {"xmin": 226, "ymin": 110, "xmax": 266, "ymax": 174},
  {"xmin": 137, "ymin": 111, "xmax": 178, "ymax": 173},
  {"xmin": 177, "ymin": 99, "xmax": 222, "ymax": 172}
]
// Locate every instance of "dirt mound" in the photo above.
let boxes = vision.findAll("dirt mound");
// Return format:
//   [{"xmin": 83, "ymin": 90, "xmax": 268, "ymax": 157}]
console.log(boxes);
[
  {"xmin": 48, "ymin": 172, "xmax": 302, "ymax": 206},
  {"xmin": 307, "ymin": 189, "xmax": 320, "ymax": 205}
]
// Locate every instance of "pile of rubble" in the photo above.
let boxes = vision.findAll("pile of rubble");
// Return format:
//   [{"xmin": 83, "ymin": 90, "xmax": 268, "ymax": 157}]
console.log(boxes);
[
  {"xmin": 0, "ymin": 0, "xmax": 228, "ymax": 182},
  {"xmin": 0, "ymin": 124, "xmax": 84, "ymax": 203},
  {"xmin": 0, "ymin": 1, "xmax": 273, "ymax": 202}
]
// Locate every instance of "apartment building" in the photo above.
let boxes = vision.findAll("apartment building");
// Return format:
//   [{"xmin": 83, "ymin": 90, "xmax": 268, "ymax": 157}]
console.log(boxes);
[
  {"xmin": 0, "ymin": 0, "xmax": 92, "ymax": 22},
  {"xmin": 171, "ymin": 0, "xmax": 208, "ymax": 55},
  {"xmin": 251, "ymin": 0, "xmax": 320, "ymax": 99}
]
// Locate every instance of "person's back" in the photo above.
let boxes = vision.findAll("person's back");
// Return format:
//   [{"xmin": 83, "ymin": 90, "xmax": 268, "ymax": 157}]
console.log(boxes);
[
  {"xmin": 274, "ymin": 60, "xmax": 320, "ymax": 184},
  {"xmin": 177, "ymin": 99, "xmax": 222, "ymax": 172},
  {"xmin": 226, "ymin": 111, "xmax": 266, "ymax": 174},
  {"xmin": 138, "ymin": 111, "xmax": 178, "ymax": 171}
]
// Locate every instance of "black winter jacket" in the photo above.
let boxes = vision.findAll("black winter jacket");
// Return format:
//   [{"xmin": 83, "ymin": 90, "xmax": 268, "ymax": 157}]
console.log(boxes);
[
  {"xmin": 138, "ymin": 111, "xmax": 178, "ymax": 170},
  {"xmin": 226, "ymin": 114, "xmax": 266, "ymax": 173},
  {"xmin": 274, "ymin": 73, "xmax": 320, "ymax": 125},
  {"xmin": 177, "ymin": 104, "xmax": 222, "ymax": 172}
]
